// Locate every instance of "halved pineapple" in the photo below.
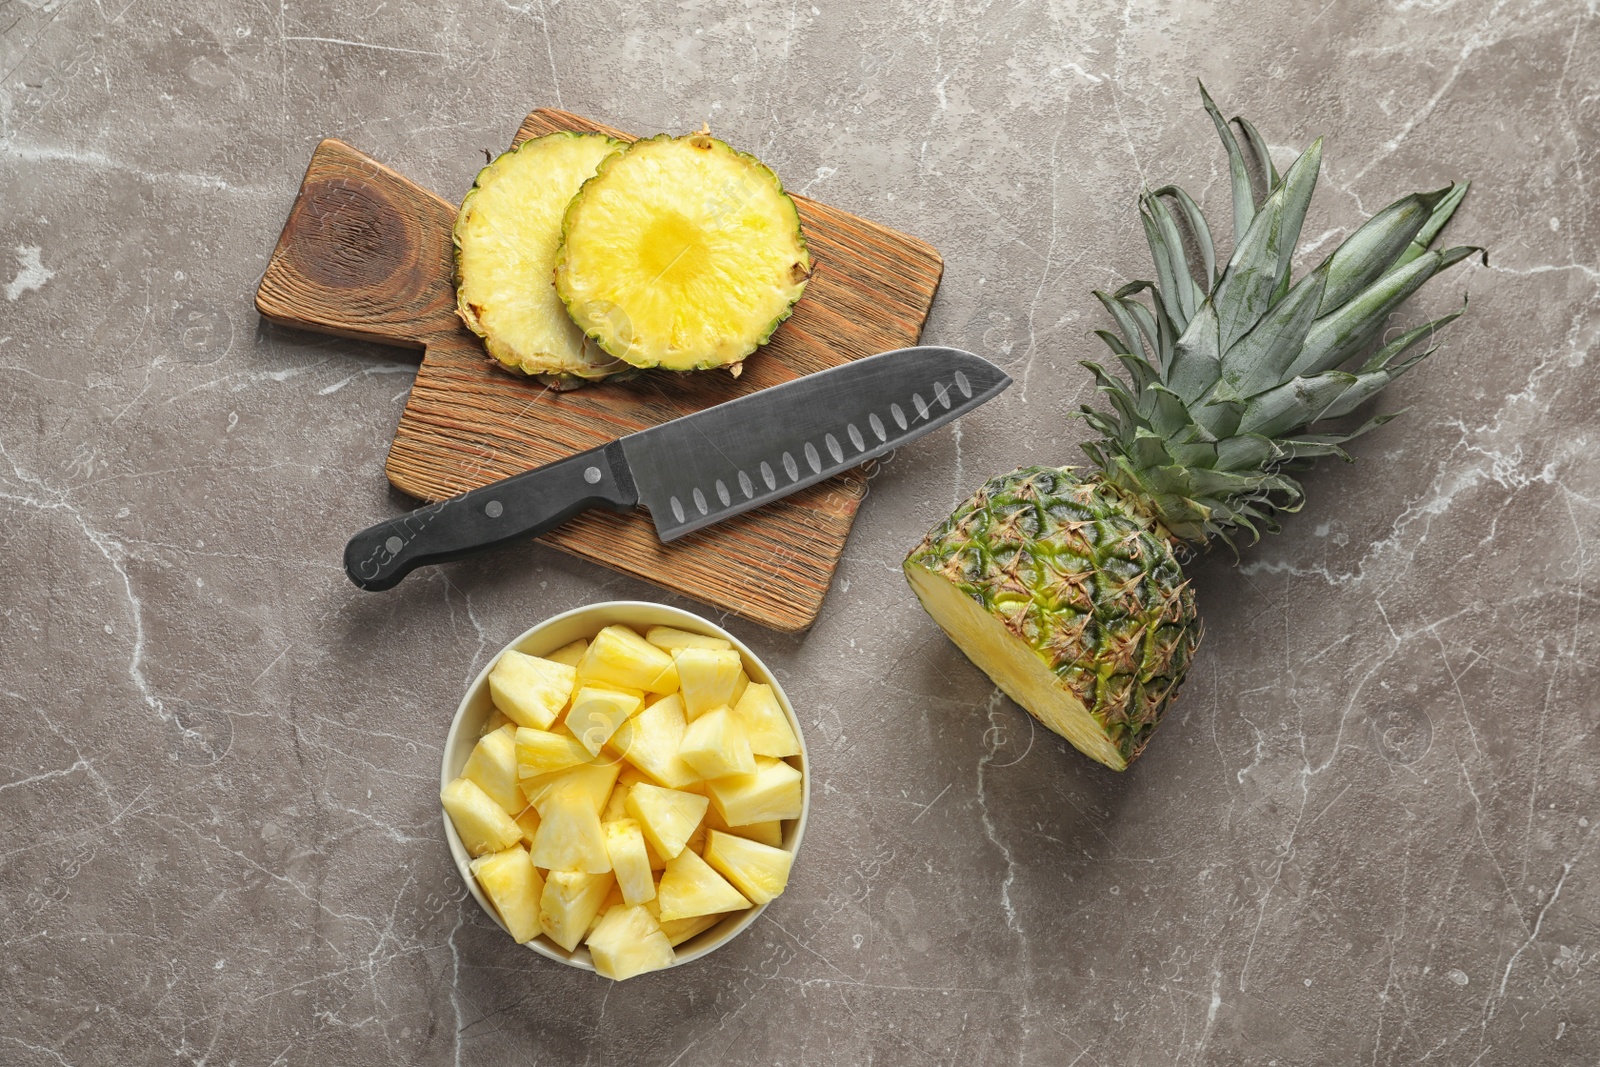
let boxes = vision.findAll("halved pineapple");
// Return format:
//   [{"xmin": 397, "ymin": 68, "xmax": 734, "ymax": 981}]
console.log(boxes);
[
  {"xmin": 587, "ymin": 904, "xmax": 675, "ymax": 980},
  {"xmin": 656, "ymin": 847, "xmax": 751, "ymax": 922},
  {"xmin": 706, "ymin": 756, "xmax": 804, "ymax": 826},
  {"xmin": 644, "ymin": 626, "xmax": 731, "ymax": 653},
  {"xmin": 540, "ymin": 870, "xmax": 616, "ymax": 952},
  {"xmin": 603, "ymin": 818, "xmax": 656, "ymax": 906},
  {"xmin": 703, "ymin": 830, "xmax": 792, "ymax": 905},
  {"xmin": 529, "ymin": 785, "xmax": 611, "ymax": 873},
  {"xmin": 515, "ymin": 726, "xmax": 593, "ymax": 778},
  {"xmin": 625, "ymin": 782, "xmax": 709, "ymax": 860},
  {"xmin": 578, "ymin": 625, "xmax": 679, "ymax": 694},
  {"xmin": 608, "ymin": 693, "xmax": 701, "ymax": 789},
  {"xmin": 678, "ymin": 706, "xmax": 756, "ymax": 779},
  {"xmin": 555, "ymin": 131, "xmax": 810, "ymax": 373},
  {"xmin": 441, "ymin": 777, "xmax": 524, "ymax": 857},
  {"xmin": 455, "ymin": 132, "xmax": 632, "ymax": 389},
  {"xmin": 461, "ymin": 724, "xmax": 523, "ymax": 814},
  {"xmin": 675, "ymin": 648, "xmax": 745, "ymax": 720},
  {"xmin": 471, "ymin": 846, "xmax": 545, "ymax": 943},
  {"xmin": 565, "ymin": 684, "xmax": 643, "ymax": 756},
  {"xmin": 733, "ymin": 682, "xmax": 801, "ymax": 758},
  {"xmin": 488, "ymin": 651, "xmax": 575, "ymax": 730}
]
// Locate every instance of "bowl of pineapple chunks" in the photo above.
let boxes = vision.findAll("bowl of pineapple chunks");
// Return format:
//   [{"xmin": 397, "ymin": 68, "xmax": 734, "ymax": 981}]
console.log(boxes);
[{"xmin": 440, "ymin": 601, "xmax": 808, "ymax": 981}]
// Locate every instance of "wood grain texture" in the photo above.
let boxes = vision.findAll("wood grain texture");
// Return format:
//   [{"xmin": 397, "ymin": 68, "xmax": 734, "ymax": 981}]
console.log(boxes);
[{"xmin": 256, "ymin": 110, "xmax": 944, "ymax": 630}]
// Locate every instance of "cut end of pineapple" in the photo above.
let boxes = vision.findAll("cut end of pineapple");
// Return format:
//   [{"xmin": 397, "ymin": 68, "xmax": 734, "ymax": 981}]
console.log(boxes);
[{"xmin": 904, "ymin": 561, "xmax": 1129, "ymax": 771}]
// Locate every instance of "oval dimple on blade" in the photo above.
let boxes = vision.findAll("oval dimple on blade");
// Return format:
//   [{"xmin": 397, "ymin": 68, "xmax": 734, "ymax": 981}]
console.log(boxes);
[
  {"xmin": 826, "ymin": 433, "xmax": 844, "ymax": 463},
  {"xmin": 716, "ymin": 479, "xmax": 731, "ymax": 507},
  {"xmin": 782, "ymin": 452, "xmax": 800, "ymax": 482},
  {"xmin": 847, "ymin": 423, "xmax": 865, "ymax": 451},
  {"xmin": 934, "ymin": 380, "xmax": 951, "ymax": 408},
  {"xmin": 738, "ymin": 470, "xmax": 754, "ymax": 498},
  {"xmin": 761, "ymin": 461, "xmax": 776, "ymax": 490},
  {"xmin": 891, "ymin": 403, "xmax": 908, "ymax": 430},
  {"xmin": 804, "ymin": 442, "xmax": 822, "ymax": 473},
  {"xmin": 692, "ymin": 488, "xmax": 708, "ymax": 515},
  {"xmin": 670, "ymin": 497, "xmax": 686, "ymax": 524},
  {"xmin": 954, "ymin": 369, "xmax": 972, "ymax": 397},
  {"xmin": 912, "ymin": 393, "xmax": 929, "ymax": 420},
  {"xmin": 869, "ymin": 413, "xmax": 886, "ymax": 441}
]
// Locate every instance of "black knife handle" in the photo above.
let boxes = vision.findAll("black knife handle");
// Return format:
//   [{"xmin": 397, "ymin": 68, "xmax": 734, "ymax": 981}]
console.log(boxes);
[{"xmin": 343, "ymin": 441, "xmax": 638, "ymax": 592}]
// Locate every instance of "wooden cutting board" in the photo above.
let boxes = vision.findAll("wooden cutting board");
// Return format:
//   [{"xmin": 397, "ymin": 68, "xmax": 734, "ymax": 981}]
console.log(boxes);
[{"xmin": 256, "ymin": 109, "xmax": 943, "ymax": 631}]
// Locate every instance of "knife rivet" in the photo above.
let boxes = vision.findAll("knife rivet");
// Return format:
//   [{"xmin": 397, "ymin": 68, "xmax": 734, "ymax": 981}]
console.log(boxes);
[
  {"xmin": 584, "ymin": 466, "xmax": 602, "ymax": 484},
  {"xmin": 384, "ymin": 536, "xmax": 404, "ymax": 554},
  {"xmin": 484, "ymin": 500, "xmax": 503, "ymax": 518}
]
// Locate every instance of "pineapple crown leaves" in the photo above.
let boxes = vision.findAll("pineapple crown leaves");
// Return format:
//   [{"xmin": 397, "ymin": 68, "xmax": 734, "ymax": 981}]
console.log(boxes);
[{"xmin": 1079, "ymin": 82, "xmax": 1486, "ymax": 547}]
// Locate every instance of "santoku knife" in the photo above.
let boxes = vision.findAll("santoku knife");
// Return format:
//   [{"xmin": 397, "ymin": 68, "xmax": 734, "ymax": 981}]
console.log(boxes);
[{"xmin": 344, "ymin": 345, "xmax": 1010, "ymax": 591}]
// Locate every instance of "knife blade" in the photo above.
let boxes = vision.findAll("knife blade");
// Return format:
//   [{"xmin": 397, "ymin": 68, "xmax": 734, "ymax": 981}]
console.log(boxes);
[{"xmin": 344, "ymin": 345, "xmax": 1010, "ymax": 591}]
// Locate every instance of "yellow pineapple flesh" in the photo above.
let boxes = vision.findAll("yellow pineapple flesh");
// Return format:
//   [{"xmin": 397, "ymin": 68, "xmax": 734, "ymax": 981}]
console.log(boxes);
[
  {"xmin": 703, "ymin": 830, "xmax": 792, "ymax": 905},
  {"xmin": 529, "ymin": 786, "xmax": 611, "ymax": 874},
  {"xmin": 540, "ymin": 869, "xmax": 616, "ymax": 952},
  {"xmin": 488, "ymin": 651, "xmax": 575, "ymax": 730},
  {"xmin": 625, "ymin": 782, "xmax": 709, "ymax": 860},
  {"xmin": 564, "ymin": 683, "xmax": 643, "ymax": 756},
  {"xmin": 733, "ymin": 682, "xmax": 800, "ymax": 758},
  {"xmin": 461, "ymin": 724, "xmax": 523, "ymax": 814},
  {"xmin": 674, "ymin": 648, "xmax": 744, "ymax": 720},
  {"xmin": 655, "ymin": 846, "xmax": 751, "ymax": 922},
  {"xmin": 578, "ymin": 625, "xmax": 679, "ymax": 694},
  {"xmin": 441, "ymin": 777, "xmax": 524, "ymax": 857},
  {"xmin": 608, "ymin": 693, "xmax": 701, "ymax": 789},
  {"xmin": 587, "ymin": 904, "xmax": 675, "ymax": 980},
  {"xmin": 706, "ymin": 756, "xmax": 803, "ymax": 826},
  {"xmin": 678, "ymin": 706, "xmax": 756, "ymax": 779},
  {"xmin": 603, "ymin": 818, "xmax": 656, "ymax": 906},
  {"xmin": 470, "ymin": 846, "xmax": 545, "ymax": 943}
]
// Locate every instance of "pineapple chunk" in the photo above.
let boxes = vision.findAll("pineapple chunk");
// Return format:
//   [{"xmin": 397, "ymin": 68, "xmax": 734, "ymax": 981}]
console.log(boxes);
[
  {"xmin": 644, "ymin": 625, "xmax": 731, "ymax": 653},
  {"xmin": 544, "ymin": 638, "xmax": 589, "ymax": 668},
  {"xmin": 587, "ymin": 904, "xmax": 675, "ymax": 980},
  {"xmin": 515, "ymin": 726, "xmax": 593, "ymax": 778},
  {"xmin": 586, "ymin": 884, "xmax": 626, "ymax": 938},
  {"xmin": 565, "ymin": 684, "xmax": 643, "ymax": 756},
  {"xmin": 678, "ymin": 706, "xmax": 757, "ymax": 779},
  {"xmin": 600, "ymin": 781, "xmax": 631, "ymax": 823},
  {"xmin": 577, "ymin": 625, "xmax": 679, "ymax": 694},
  {"xmin": 626, "ymin": 783, "xmax": 709, "ymax": 860},
  {"xmin": 729, "ymin": 670, "xmax": 750, "ymax": 709},
  {"xmin": 513, "ymin": 804, "xmax": 542, "ymax": 846},
  {"xmin": 540, "ymin": 869, "xmax": 616, "ymax": 952},
  {"xmin": 523, "ymin": 758, "xmax": 623, "ymax": 813},
  {"xmin": 529, "ymin": 786, "xmax": 611, "ymax": 873},
  {"xmin": 643, "ymin": 897, "xmax": 726, "ymax": 946},
  {"xmin": 608, "ymin": 693, "xmax": 701, "ymax": 789},
  {"xmin": 656, "ymin": 847, "xmax": 751, "ymax": 922},
  {"xmin": 603, "ymin": 818, "xmax": 656, "ymax": 906},
  {"xmin": 733, "ymin": 683, "xmax": 801, "ymax": 758},
  {"xmin": 470, "ymin": 846, "xmax": 545, "ymax": 943},
  {"xmin": 706, "ymin": 756, "xmax": 803, "ymax": 825},
  {"xmin": 674, "ymin": 648, "xmax": 745, "ymax": 720},
  {"xmin": 488, "ymin": 650, "xmax": 576, "ymax": 729},
  {"xmin": 703, "ymin": 804, "xmax": 782, "ymax": 847},
  {"xmin": 442, "ymin": 777, "xmax": 524, "ymax": 857},
  {"xmin": 480, "ymin": 707, "xmax": 511, "ymax": 736},
  {"xmin": 462, "ymin": 724, "xmax": 523, "ymax": 814},
  {"xmin": 703, "ymin": 830, "xmax": 793, "ymax": 905}
]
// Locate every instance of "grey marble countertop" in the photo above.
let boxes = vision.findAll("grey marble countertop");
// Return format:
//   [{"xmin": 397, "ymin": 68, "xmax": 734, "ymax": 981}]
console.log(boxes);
[{"xmin": 3, "ymin": 1, "xmax": 1596, "ymax": 1063}]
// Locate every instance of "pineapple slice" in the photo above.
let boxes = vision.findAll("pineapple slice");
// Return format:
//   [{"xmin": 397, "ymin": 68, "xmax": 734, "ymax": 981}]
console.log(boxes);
[
  {"xmin": 625, "ymin": 782, "xmax": 709, "ymax": 860},
  {"xmin": 565, "ymin": 684, "xmax": 643, "ymax": 756},
  {"xmin": 480, "ymin": 707, "xmax": 511, "ymax": 736},
  {"xmin": 529, "ymin": 786, "xmax": 611, "ymax": 874},
  {"xmin": 488, "ymin": 651, "xmax": 576, "ymax": 730},
  {"xmin": 554, "ymin": 131, "xmax": 811, "ymax": 372},
  {"xmin": 544, "ymin": 639, "xmax": 589, "ymax": 668},
  {"xmin": 703, "ymin": 830, "xmax": 792, "ymax": 905},
  {"xmin": 523, "ymin": 758, "xmax": 623, "ymax": 813},
  {"xmin": 513, "ymin": 804, "xmax": 542, "ymax": 847},
  {"xmin": 461, "ymin": 724, "xmax": 523, "ymax": 814},
  {"xmin": 674, "ymin": 648, "xmax": 745, "ymax": 721},
  {"xmin": 706, "ymin": 756, "xmax": 803, "ymax": 825},
  {"xmin": 540, "ymin": 869, "xmax": 616, "ymax": 952},
  {"xmin": 608, "ymin": 693, "xmax": 701, "ymax": 789},
  {"xmin": 470, "ymin": 846, "xmax": 545, "ymax": 943},
  {"xmin": 656, "ymin": 847, "xmax": 751, "ymax": 922},
  {"xmin": 587, "ymin": 904, "xmax": 675, "ymax": 981},
  {"xmin": 455, "ymin": 132, "xmax": 630, "ymax": 388},
  {"xmin": 644, "ymin": 626, "xmax": 731, "ymax": 653},
  {"xmin": 603, "ymin": 817, "xmax": 656, "ymax": 906},
  {"xmin": 732, "ymin": 682, "xmax": 801, "ymax": 758},
  {"xmin": 643, "ymin": 897, "xmax": 725, "ymax": 947},
  {"xmin": 678, "ymin": 706, "xmax": 756, "ymax": 779},
  {"xmin": 703, "ymin": 803, "xmax": 782, "ymax": 848},
  {"xmin": 515, "ymin": 726, "xmax": 593, "ymax": 778},
  {"xmin": 441, "ymin": 777, "xmax": 524, "ymax": 857},
  {"xmin": 576, "ymin": 625, "xmax": 679, "ymax": 694}
]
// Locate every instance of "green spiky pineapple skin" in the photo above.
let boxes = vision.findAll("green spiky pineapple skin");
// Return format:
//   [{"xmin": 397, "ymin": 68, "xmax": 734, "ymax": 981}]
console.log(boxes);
[{"xmin": 906, "ymin": 466, "xmax": 1201, "ymax": 766}]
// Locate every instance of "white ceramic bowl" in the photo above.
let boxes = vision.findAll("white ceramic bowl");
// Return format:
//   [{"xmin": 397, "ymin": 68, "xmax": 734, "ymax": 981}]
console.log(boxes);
[{"xmin": 441, "ymin": 601, "xmax": 810, "ymax": 971}]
